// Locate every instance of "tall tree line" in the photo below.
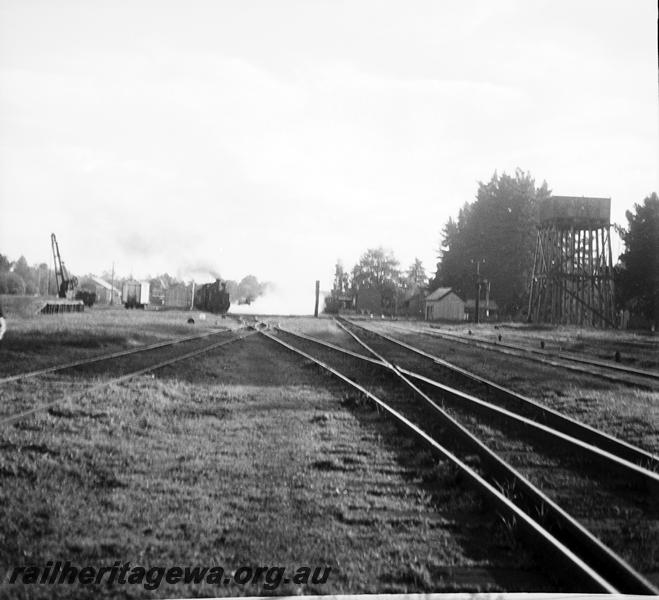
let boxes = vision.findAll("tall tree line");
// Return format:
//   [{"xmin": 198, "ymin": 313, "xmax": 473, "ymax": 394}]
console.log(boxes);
[
  {"xmin": 615, "ymin": 192, "xmax": 659, "ymax": 328},
  {"xmin": 432, "ymin": 169, "xmax": 550, "ymax": 317}
]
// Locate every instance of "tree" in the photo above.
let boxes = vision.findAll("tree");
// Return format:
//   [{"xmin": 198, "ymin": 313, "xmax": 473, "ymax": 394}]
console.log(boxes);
[
  {"xmin": 616, "ymin": 192, "xmax": 659, "ymax": 328},
  {"xmin": 433, "ymin": 169, "xmax": 550, "ymax": 315},
  {"xmin": 0, "ymin": 272, "xmax": 26, "ymax": 295},
  {"xmin": 404, "ymin": 258, "xmax": 427, "ymax": 289},
  {"xmin": 12, "ymin": 255, "xmax": 38, "ymax": 294},
  {"xmin": 332, "ymin": 261, "xmax": 350, "ymax": 296},
  {"xmin": 36, "ymin": 263, "xmax": 49, "ymax": 295},
  {"xmin": 351, "ymin": 247, "xmax": 400, "ymax": 290},
  {"xmin": 0, "ymin": 254, "xmax": 10, "ymax": 273},
  {"xmin": 352, "ymin": 247, "xmax": 401, "ymax": 313}
]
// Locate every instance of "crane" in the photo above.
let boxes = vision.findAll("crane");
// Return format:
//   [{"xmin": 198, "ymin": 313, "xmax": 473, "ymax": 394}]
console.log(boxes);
[{"xmin": 51, "ymin": 233, "xmax": 78, "ymax": 298}]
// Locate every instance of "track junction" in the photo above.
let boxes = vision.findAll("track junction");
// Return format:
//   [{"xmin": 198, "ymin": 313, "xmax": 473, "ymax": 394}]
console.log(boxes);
[{"xmin": 1, "ymin": 313, "xmax": 657, "ymax": 594}]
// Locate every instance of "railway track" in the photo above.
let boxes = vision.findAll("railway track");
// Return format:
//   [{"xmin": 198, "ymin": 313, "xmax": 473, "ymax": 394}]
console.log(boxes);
[
  {"xmin": 262, "ymin": 321, "xmax": 658, "ymax": 594},
  {"xmin": 337, "ymin": 318, "xmax": 659, "ymax": 469},
  {"xmin": 381, "ymin": 321, "xmax": 658, "ymax": 388},
  {"xmin": 0, "ymin": 326, "xmax": 256, "ymax": 427}
]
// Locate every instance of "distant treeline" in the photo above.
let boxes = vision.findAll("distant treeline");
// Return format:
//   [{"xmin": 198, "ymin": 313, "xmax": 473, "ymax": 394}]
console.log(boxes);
[
  {"xmin": 327, "ymin": 250, "xmax": 428, "ymax": 315},
  {"xmin": 0, "ymin": 256, "xmax": 54, "ymax": 296},
  {"xmin": 0, "ymin": 256, "xmax": 270, "ymax": 306}
]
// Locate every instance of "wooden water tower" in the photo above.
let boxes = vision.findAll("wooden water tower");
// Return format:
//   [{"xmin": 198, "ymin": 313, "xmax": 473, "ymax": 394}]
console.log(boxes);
[{"xmin": 527, "ymin": 196, "xmax": 616, "ymax": 327}]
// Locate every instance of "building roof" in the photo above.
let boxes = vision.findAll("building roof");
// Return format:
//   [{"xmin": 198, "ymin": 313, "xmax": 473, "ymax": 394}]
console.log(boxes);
[
  {"xmin": 425, "ymin": 287, "xmax": 459, "ymax": 302},
  {"xmin": 91, "ymin": 276, "xmax": 120, "ymax": 294}
]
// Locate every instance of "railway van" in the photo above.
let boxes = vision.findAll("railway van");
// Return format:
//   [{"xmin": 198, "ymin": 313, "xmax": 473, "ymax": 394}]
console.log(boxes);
[{"xmin": 122, "ymin": 281, "xmax": 150, "ymax": 309}]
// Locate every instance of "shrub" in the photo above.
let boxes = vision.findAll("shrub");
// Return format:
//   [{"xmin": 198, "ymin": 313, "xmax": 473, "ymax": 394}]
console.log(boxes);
[
  {"xmin": 75, "ymin": 290, "xmax": 97, "ymax": 307},
  {"xmin": 0, "ymin": 272, "xmax": 26, "ymax": 295},
  {"xmin": 323, "ymin": 296, "xmax": 341, "ymax": 314}
]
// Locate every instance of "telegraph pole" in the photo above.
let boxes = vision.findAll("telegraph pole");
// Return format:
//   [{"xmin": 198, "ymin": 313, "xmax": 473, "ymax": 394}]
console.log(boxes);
[
  {"xmin": 314, "ymin": 280, "xmax": 320, "ymax": 317},
  {"xmin": 474, "ymin": 260, "xmax": 481, "ymax": 324}
]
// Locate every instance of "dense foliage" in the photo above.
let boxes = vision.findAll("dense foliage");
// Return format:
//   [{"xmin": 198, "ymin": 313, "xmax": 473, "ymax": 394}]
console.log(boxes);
[
  {"xmin": 0, "ymin": 255, "xmax": 54, "ymax": 295},
  {"xmin": 328, "ymin": 249, "xmax": 429, "ymax": 313},
  {"xmin": 351, "ymin": 248, "xmax": 401, "ymax": 291},
  {"xmin": 405, "ymin": 258, "xmax": 427, "ymax": 288},
  {"xmin": 615, "ymin": 192, "xmax": 659, "ymax": 327},
  {"xmin": 432, "ymin": 170, "xmax": 550, "ymax": 316}
]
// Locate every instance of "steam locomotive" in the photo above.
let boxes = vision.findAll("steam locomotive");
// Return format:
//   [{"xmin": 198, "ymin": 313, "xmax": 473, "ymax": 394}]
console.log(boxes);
[{"xmin": 194, "ymin": 279, "xmax": 231, "ymax": 314}]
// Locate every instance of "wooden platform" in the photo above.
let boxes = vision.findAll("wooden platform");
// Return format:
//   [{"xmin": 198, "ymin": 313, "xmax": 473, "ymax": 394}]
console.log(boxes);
[{"xmin": 39, "ymin": 300, "xmax": 84, "ymax": 314}]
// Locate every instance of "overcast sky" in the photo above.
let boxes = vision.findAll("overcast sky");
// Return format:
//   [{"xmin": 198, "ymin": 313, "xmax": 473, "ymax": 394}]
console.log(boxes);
[{"xmin": 1, "ymin": 1, "xmax": 657, "ymax": 303}]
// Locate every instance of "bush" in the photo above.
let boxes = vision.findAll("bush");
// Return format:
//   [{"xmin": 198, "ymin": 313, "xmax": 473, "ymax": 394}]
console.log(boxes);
[
  {"xmin": 75, "ymin": 290, "xmax": 97, "ymax": 307},
  {"xmin": 0, "ymin": 272, "xmax": 26, "ymax": 295},
  {"xmin": 323, "ymin": 296, "xmax": 341, "ymax": 314}
]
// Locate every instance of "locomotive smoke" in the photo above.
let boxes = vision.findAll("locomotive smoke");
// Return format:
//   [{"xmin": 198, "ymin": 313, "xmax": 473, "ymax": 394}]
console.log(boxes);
[
  {"xmin": 177, "ymin": 261, "xmax": 223, "ymax": 282},
  {"xmin": 229, "ymin": 281, "xmax": 326, "ymax": 316}
]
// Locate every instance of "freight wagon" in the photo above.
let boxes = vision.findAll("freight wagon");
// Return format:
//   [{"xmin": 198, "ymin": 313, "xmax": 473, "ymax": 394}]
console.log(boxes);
[{"xmin": 122, "ymin": 281, "xmax": 150, "ymax": 309}]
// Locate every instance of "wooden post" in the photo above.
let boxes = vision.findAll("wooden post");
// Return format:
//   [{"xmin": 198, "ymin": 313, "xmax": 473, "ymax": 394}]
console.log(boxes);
[
  {"xmin": 474, "ymin": 261, "xmax": 480, "ymax": 324},
  {"xmin": 606, "ymin": 226, "xmax": 615, "ymax": 325},
  {"xmin": 314, "ymin": 280, "xmax": 320, "ymax": 317},
  {"xmin": 110, "ymin": 262, "xmax": 115, "ymax": 305}
]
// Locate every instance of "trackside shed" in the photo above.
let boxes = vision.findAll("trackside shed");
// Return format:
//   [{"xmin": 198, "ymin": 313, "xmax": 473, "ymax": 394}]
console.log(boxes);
[{"xmin": 424, "ymin": 287, "xmax": 465, "ymax": 321}]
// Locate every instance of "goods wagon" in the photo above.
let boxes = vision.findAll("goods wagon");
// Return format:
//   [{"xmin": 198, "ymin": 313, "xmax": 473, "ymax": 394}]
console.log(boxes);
[{"xmin": 122, "ymin": 281, "xmax": 150, "ymax": 309}]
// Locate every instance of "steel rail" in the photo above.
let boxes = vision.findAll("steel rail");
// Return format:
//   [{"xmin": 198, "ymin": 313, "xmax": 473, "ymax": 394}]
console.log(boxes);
[
  {"xmin": 278, "ymin": 322, "xmax": 659, "ymax": 480},
  {"xmin": 0, "ymin": 326, "xmax": 242, "ymax": 385},
  {"xmin": 396, "ymin": 366, "xmax": 659, "ymax": 494},
  {"xmin": 260, "ymin": 329, "xmax": 624, "ymax": 593},
  {"xmin": 324, "ymin": 322, "xmax": 658, "ymax": 594},
  {"xmin": 280, "ymin": 322, "xmax": 659, "ymax": 478},
  {"xmin": 339, "ymin": 318, "xmax": 659, "ymax": 470},
  {"xmin": 275, "ymin": 325, "xmax": 386, "ymax": 366},
  {"xmin": 426, "ymin": 325, "xmax": 659, "ymax": 379},
  {"xmin": 0, "ymin": 329, "xmax": 256, "ymax": 428},
  {"xmin": 348, "ymin": 315, "xmax": 659, "ymax": 489},
  {"xmin": 386, "ymin": 322, "xmax": 658, "ymax": 386}
]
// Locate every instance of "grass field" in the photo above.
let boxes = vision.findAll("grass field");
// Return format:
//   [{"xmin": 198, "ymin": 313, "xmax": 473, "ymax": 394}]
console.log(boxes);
[
  {"xmin": 1, "ymin": 309, "xmax": 657, "ymax": 596},
  {"xmin": 0, "ymin": 296, "xmax": 237, "ymax": 376}
]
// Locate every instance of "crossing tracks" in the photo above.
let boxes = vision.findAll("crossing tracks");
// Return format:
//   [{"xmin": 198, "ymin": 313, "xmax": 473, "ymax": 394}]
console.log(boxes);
[{"xmin": 261, "ymin": 319, "xmax": 658, "ymax": 594}]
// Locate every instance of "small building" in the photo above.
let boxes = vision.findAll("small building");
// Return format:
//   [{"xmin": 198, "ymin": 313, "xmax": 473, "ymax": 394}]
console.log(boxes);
[
  {"xmin": 424, "ymin": 287, "xmax": 465, "ymax": 321},
  {"xmin": 465, "ymin": 298, "xmax": 499, "ymax": 322},
  {"xmin": 90, "ymin": 276, "xmax": 121, "ymax": 305},
  {"xmin": 335, "ymin": 294, "xmax": 354, "ymax": 311}
]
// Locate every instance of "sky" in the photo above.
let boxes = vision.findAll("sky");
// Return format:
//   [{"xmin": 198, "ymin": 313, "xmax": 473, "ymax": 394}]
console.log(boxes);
[{"xmin": 0, "ymin": 0, "xmax": 657, "ymax": 311}]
